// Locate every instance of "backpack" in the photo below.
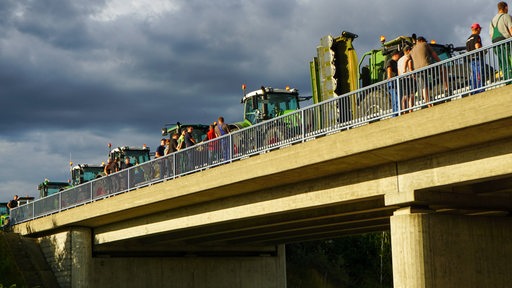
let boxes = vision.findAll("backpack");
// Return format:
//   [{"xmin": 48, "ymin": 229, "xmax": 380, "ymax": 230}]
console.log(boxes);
[
  {"xmin": 492, "ymin": 14, "xmax": 507, "ymax": 43},
  {"xmin": 217, "ymin": 124, "xmax": 227, "ymax": 136}
]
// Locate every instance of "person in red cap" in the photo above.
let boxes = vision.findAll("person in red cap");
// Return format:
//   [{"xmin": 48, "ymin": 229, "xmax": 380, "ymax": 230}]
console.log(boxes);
[{"xmin": 466, "ymin": 23, "xmax": 484, "ymax": 93}]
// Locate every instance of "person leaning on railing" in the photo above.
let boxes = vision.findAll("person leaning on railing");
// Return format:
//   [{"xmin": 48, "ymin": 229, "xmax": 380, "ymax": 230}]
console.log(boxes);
[
  {"xmin": 490, "ymin": 1, "xmax": 512, "ymax": 81},
  {"xmin": 409, "ymin": 36, "xmax": 442, "ymax": 108},
  {"xmin": 386, "ymin": 50, "xmax": 401, "ymax": 116}
]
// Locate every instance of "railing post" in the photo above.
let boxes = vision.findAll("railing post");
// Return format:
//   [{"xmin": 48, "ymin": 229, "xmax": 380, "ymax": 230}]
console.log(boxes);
[
  {"xmin": 127, "ymin": 168, "xmax": 130, "ymax": 191},
  {"xmin": 301, "ymin": 109, "xmax": 305, "ymax": 142},
  {"xmin": 229, "ymin": 134, "xmax": 233, "ymax": 162},
  {"xmin": 395, "ymin": 78, "xmax": 401, "ymax": 116}
]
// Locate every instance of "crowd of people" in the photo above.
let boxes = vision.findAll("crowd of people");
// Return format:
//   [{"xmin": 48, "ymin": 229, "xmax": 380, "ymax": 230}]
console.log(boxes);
[
  {"xmin": 385, "ymin": 1, "xmax": 512, "ymax": 113},
  {"xmin": 154, "ymin": 116, "xmax": 231, "ymax": 159},
  {"xmin": 104, "ymin": 155, "xmax": 134, "ymax": 176}
]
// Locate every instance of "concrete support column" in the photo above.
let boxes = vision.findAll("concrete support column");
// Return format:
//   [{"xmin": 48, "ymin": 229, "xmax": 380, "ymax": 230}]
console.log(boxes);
[
  {"xmin": 390, "ymin": 208, "xmax": 512, "ymax": 288},
  {"xmin": 70, "ymin": 227, "xmax": 92, "ymax": 288},
  {"xmin": 39, "ymin": 227, "xmax": 92, "ymax": 288}
]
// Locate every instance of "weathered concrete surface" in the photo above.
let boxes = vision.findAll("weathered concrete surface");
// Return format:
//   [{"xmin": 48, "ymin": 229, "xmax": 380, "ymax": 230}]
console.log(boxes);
[
  {"xmin": 90, "ymin": 245, "xmax": 286, "ymax": 288},
  {"xmin": 391, "ymin": 212, "xmax": 512, "ymax": 288},
  {"xmin": 39, "ymin": 228, "xmax": 92, "ymax": 288},
  {"xmin": 38, "ymin": 228, "xmax": 286, "ymax": 288}
]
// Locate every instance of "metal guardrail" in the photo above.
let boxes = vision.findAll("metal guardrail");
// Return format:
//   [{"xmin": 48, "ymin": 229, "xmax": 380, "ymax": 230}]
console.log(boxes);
[{"xmin": 11, "ymin": 38, "xmax": 512, "ymax": 224}]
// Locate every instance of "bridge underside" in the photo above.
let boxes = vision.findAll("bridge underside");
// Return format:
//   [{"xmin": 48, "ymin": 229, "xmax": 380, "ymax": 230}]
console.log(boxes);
[{"xmin": 92, "ymin": 137, "xmax": 512, "ymax": 256}]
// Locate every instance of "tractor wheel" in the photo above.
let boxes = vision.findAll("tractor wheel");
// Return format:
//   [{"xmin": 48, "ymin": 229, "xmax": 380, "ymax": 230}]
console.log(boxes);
[
  {"xmin": 356, "ymin": 89, "xmax": 391, "ymax": 120},
  {"xmin": 264, "ymin": 126, "xmax": 285, "ymax": 146}
]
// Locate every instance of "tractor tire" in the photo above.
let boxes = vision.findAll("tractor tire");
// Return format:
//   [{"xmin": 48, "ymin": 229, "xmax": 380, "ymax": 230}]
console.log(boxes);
[
  {"xmin": 356, "ymin": 89, "xmax": 391, "ymax": 120},
  {"xmin": 264, "ymin": 125, "xmax": 286, "ymax": 147}
]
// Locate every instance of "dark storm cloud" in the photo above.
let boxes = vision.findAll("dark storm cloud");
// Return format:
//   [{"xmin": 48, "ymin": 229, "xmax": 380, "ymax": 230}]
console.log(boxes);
[{"xmin": 9, "ymin": 1, "xmax": 97, "ymax": 50}]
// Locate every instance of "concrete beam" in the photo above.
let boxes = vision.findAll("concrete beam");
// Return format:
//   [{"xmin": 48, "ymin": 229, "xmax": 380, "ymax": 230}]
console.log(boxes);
[
  {"xmin": 94, "ymin": 164, "xmax": 397, "ymax": 245},
  {"xmin": 386, "ymin": 189, "xmax": 512, "ymax": 211}
]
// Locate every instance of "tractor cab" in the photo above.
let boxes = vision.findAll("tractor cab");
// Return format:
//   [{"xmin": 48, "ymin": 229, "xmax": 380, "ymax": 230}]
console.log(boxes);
[
  {"xmin": 0, "ymin": 203, "xmax": 9, "ymax": 227},
  {"xmin": 38, "ymin": 179, "xmax": 70, "ymax": 198},
  {"xmin": 358, "ymin": 35, "xmax": 464, "ymax": 88},
  {"xmin": 71, "ymin": 164, "xmax": 105, "ymax": 186},
  {"xmin": 109, "ymin": 146, "xmax": 151, "ymax": 165},
  {"xmin": 162, "ymin": 123, "xmax": 210, "ymax": 143},
  {"xmin": 241, "ymin": 86, "xmax": 301, "ymax": 126}
]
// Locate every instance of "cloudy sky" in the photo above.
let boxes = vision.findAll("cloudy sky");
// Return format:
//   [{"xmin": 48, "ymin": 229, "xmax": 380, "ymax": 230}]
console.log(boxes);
[{"xmin": 0, "ymin": 0, "xmax": 498, "ymax": 201}]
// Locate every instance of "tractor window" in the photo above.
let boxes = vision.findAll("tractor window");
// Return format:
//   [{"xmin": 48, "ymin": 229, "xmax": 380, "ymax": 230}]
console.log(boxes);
[
  {"xmin": 189, "ymin": 126, "xmax": 209, "ymax": 142},
  {"xmin": 46, "ymin": 185, "xmax": 65, "ymax": 196},
  {"xmin": 244, "ymin": 92, "xmax": 299, "ymax": 124},
  {"xmin": 124, "ymin": 151, "xmax": 150, "ymax": 165},
  {"xmin": 244, "ymin": 99, "xmax": 257, "ymax": 124},
  {"xmin": 431, "ymin": 45, "xmax": 451, "ymax": 61},
  {"xmin": 267, "ymin": 93, "xmax": 299, "ymax": 118},
  {"xmin": 0, "ymin": 204, "xmax": 8, "ymax": 215},
  {"xmin": 82, "ymin": 168, "xmax": 104, "ymax": 182}
]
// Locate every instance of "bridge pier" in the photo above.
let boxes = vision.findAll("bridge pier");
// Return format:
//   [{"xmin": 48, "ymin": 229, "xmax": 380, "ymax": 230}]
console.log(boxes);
[
  {"xmin": 390, "ymin": 208, "xmax": 512, "ymax": 288},
  {"xmin": 39, "ymin": 227, "xmax": 92, "ymax": 288},
  {"xmin": 90, "ymin": 246, "xmax": 286, "ymax": 288},
  {"xmin": 39, "ymin": 228, "xmax": 286, "ymax": 288}
]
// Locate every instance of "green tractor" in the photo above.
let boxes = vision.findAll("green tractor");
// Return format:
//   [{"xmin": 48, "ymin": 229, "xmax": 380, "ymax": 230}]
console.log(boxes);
[
  {"xmin": 310, "ymin": 31, "xmax": 469, "ymax": 119},
  {"xmin": 108, "ymin": 145, "xmax": 151, "ymax": 164},
  {"xmin": 232, "ymin": 85, "xmax": 308, "ymax": 130},
  {"xmin": 1, "ymin": 197, "xmax": 34, "ymax": 227},
  {"xmin": 70, "ymin": 164, "xmax": 105, "ymax": 186},
  {"xmin": 69, "ymin": 146, "xmax": 151, "ymax": 186},
  {"xmin": 223, "ymin": 85, "xmax": 313, "ymax": 154},
  {"xmin": 359, "ymin": 34, "xmax": 466, "ymax": 87},
  {"xmin": 161, "ymin": 123, "xmax": 210, "ymax": 144},
  {"xmin": 0, "ymin": 203, "xmax": 9, "ymax": 227},
  {"xmin": 38, "ymin": 179, "xmax": 70, "ymax": 198}
]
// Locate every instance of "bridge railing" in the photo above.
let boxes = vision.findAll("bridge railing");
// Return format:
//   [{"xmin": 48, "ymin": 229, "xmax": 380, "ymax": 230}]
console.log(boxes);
[{"xmin": 10, "ymin": 38, "xmax": 512, "ymax": 224}]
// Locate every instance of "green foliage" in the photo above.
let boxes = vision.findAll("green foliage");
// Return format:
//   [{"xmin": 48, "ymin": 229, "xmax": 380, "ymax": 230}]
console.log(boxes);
[
  {"xmin": 0, "ymin": 233, "xmax": 27, "ymax": 287},
  {"xmin": 286, "ymin": 232, "xmax": 393, "ymax": 288}
]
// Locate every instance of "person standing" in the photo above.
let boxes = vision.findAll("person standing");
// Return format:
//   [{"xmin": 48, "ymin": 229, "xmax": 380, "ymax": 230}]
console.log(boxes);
[
  {"xmin": 120, "ymin": 157, "xmax": 133, "ymax": 170},
  {"xmin": 466, "ymin": 23, "xmax": 484, "ymax": 94},
  {"xmin": 398, "ymin": 45, "xmax": 415, "ymax": 111},
  {"xmin": 214, "ymin": 117, "xmax": 230, "ymax": 137},
  {"xmin": 490, "ymin": 1, "xmax": 512, "ymax": 81},
  {"xmin": 206, "ymin": 124, "xmax": 218, "ymax": 164},
  {"xmin": 7, "ymin": 195, "xmax": 19, "ymax": 210},
  {"xmin": 184, "ymin": 126, "xmax": 196, "ymax": 148},
  {"xmin": 155, "ymin": 138, "xmax": 166, "ymax": 158},
  {"xmin": 215, "ymin": 117, "xmax": 231, "ymax": 161},
  {"xmin": 409, "ymin": 36, "xmax": 442, "ymax": 107},
  {"xmin": 386, "ymin": 50, "xmax": 401, "ymax": 115},
  {"xmin": 104, "ymin": 158, "xmax": 117, "ymax": 175},
  {"xmin": 177, "ymin": 129, "xmax": 186, "ymax": 151},
  {"xmin": 170, "ymin": 133, "xmax": 179, "ymax": 153},
  {"xmin": 183, "ymin": 126, "xmax": 196, "ymax": 171}
]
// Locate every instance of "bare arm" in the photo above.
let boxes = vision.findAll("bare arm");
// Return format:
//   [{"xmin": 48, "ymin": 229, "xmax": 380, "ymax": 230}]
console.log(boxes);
[
  {"xmin": 408, "ymin": 59, "xmax": 413, "ymax": 72},
  {"xmin": 387, "ymin": 66, "xmax": 393, "ymax": 79}
]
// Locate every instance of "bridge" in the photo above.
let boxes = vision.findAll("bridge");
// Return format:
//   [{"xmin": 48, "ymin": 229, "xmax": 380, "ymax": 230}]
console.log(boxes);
[{"xmin": 10, "ymin": 41, "xmax": 512, "ymax": 287}]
